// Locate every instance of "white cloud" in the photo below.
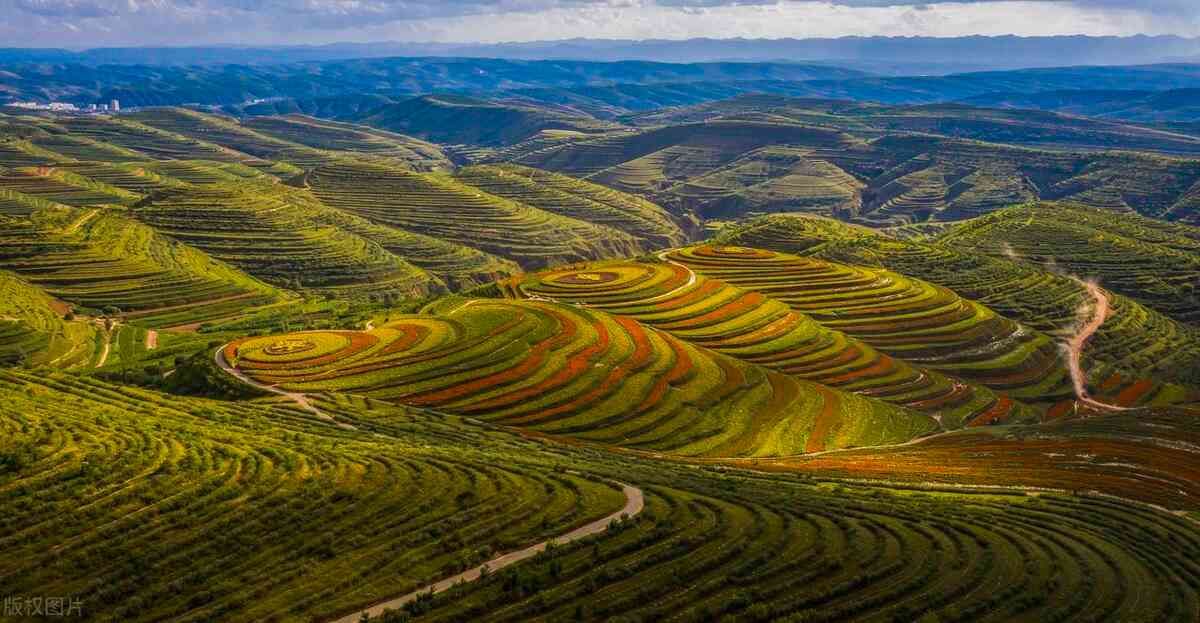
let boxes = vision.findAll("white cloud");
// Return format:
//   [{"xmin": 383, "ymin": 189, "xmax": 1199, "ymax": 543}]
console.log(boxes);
[{"xmin": 0, "ymin": 0, "xmax": 1194, "ymax": 46}]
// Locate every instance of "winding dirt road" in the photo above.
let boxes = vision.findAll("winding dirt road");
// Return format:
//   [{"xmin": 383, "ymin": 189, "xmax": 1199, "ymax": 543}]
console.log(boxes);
[
  {"xmin": 1064, "ymin": 279, "xmax": 1128, "ymax": 412},
  {"xmin": 214, "ymin": 346, "xmax": 331, "ymax": 420},
  {"xmin": 328, "ymin": 482, "xmax": 644, "ymax": 623}
]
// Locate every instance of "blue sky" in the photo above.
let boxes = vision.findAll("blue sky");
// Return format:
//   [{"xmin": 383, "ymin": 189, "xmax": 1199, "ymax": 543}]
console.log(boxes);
[{"xmin": 2, "ymin": 0, "xmax": 1196, "ymax": 47}]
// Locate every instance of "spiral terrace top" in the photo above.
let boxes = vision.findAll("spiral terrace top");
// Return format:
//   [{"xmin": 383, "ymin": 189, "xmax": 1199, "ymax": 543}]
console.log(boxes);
[{"xmin": 222, "ymin": 299, "xmax": 932, "ymax": 456}]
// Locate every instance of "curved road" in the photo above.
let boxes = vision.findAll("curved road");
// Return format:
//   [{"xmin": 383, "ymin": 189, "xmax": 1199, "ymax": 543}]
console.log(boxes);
[
  {"xmin": 1064, "ymin": 280, "xmax": 1129, "ymax": 412},
  {"xmin": 328, "ymin": 482, "xmax": 644, "ymax": 623},
  {"xmin": 214, "ymin": 346, "xmax": 331, "ymax": 420}
]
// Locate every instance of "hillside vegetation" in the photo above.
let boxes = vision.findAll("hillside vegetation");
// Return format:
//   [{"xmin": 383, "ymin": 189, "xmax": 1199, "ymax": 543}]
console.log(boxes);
[
  {"xmin": 225, "ymin": 298, "xmax": 933, "ymax": 455},
  {"xmin": 668, "ymin": 245, "xmax": 1075, "ymax": 407},
  {"xmin": 359, "ymin": 95, "xmax": 620, "ymax": 146},
  {"xmin": 506, "ymin": 259, "xmax": 1035, "ymax": 428},
  {"xmin": 306, "ymin": 160, "xmax": 652, "ymax": 269},
  {"xmin": 0, "ymin": 270, "xmax": 97, "ymax": 367},
  {"xmin": 504, "ymin": 110, "xmax": 1200, "ymax": 225},
  {"xmin": 8, "ymin": 365, "xmax": 1198, "ymax": 621},
  {"xmin": 0, "ymin": 206, "xmax": 281, "ymax": 328},
  {"xmin": 718, "ymin": 212, "xmax": 1200, "ymax": 386},
  {"xmin": 935, "ymin": 203, "xmax": 1200, "ymax": 325},
  {"xmin": 1, "ymin": 109, "xmax": 685, "ymax": 306}
]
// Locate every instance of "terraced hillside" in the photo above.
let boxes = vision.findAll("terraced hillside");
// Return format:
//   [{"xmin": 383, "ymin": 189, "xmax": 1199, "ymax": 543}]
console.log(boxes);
[
  {"xmin": 7, "ymin": 366, "xmax": 1200, "ymax": 622},
  {"xmin": 453, "ymin": 164, "xmax": 689, "ymax": 247},
  {"xmin": 719, "ymin": 213, "xmax": 1200, "ymax": 386},
  {"xmin": 124, "ymin": 107, "xmax": 349, "ymax": 169},
  {"xmin": 306, "ymin": 208, "xmax": 518, "ymax": 291},
  {"xmin": 358, "ymin": 95, "xmax": 620, "ymax": 146},
  {"xmin": 306, "ymin": 160, "xmax": 648, "ymax": 269},
  {"xmin": 224, "ymin": 298, "xmax": 935, "ymax": 455},
  {"xmin": 131, "ymin": 181, "xmax": 440, "ymax": 298},
  {"xmin": 935, "ymin": 203, "xmax": 1200, "ymax": 325},
  {"xmin": 0, "ymin": 270, "xmax": 98, "ymax": 367},
  {"xmin": 1, "ymin": 111, "xmax": 693, "ymax": 304},
  {"xmin": 513, "ymin": 120, "xmax": 859, "ymax": 183},
  {"xmin": 507, "ymin": 259, "xmax": 1032, "ymax": 428},
  {"xmin": 667, "ymin": 245, "xmax": 1076, "ymax": 407},
  {"xmin": 0, "ymin": 206, "xmax": 281, "ymax": 328},
  {"xmin": 0, "ymin": 165, "xmax": 140, "ymax": 206},
  {"xmin": 243, "ymin": 115, "xmax": 450, "ymax": 169},
  {"xmin": 761, "ymin": 404, "xmax": 1200, "ymax": 510},
  {"xmin": 626, "ymin": 95, "xmax": 1200, "ymax": 155},
  {"xmin": 0, "ymin": 369, "xmax": 629, "ymax": 622},
  {"xmin": 505, "ymin": 117, "xmax": 1200, "ymax": 224}
]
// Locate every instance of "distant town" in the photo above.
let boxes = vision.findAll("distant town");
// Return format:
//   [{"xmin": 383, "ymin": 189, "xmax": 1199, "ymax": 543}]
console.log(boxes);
[{"xmin": 4, "ymin": 99, "xmax": 121, "ymax": 113}]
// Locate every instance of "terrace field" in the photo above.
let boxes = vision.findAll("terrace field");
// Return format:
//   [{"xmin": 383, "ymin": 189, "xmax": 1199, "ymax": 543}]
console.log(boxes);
[
  {"xmin": 502, "ymin": 114, "xmax": 1200, "ymax": 225},
  {"xmin": 4, "ymin": 82, "xmax": 1200, "ymax": 623},
  {"xmin": 934, "ymin": 203, "xmax": 1200, "ymax": 325},
  {"xmin": 305, "ymin": 160, "xmax": 651, "ymax": 269},
  {"xmin": 224, "ymin": 298, "xmax": 935, "ymax": 455},
  {"xmin": 130, "ymin": 180, "xmax": 442, "ymax": 298},
  {"xmin": 7, "ymin": 366, "xmax": 1200, "ymax": 622},
  {"xmin": 666, "ymin": 245, "xmax": 1076, "ymax": 408},
  {"xmin": 0, "ymin": 205, "xmax": 282, "ymax": 328},
  {"xmin": 0, "ymin": 110, "xmax": 688, "ymax": 300},
  {"xmin": 358, "ymin": 94, "xmax": 621, "ymax": 146},
  {"xmin": 719, "ymin": 212, "xmax": 1200, "ymax": 386},
  {"xmin": 507, "ymin": 259, "xmax": 1035, "ymax": 428},
  {"xmin": 0, "ymin": 269, "xmax": 97, "ymax": 367}
]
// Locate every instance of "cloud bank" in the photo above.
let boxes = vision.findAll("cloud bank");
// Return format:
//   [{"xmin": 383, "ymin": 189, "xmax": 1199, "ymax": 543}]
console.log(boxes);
[{"xmin": 0, "ymin": 0, "xmax": 1195, "ymax": 47}]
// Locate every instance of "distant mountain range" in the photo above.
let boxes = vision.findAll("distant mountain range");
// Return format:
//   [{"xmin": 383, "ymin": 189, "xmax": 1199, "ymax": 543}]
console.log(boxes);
[
  {"xmin": 0, "ymin": 57, "xmax": 867, "ymax": 108},
  {"xmin": 3, "ymin": 35, "xmax": 1199, "ymax": 72},
  {"xmin": 5, "ymin": 54, "xmax": 1200, "ymax": 118}
]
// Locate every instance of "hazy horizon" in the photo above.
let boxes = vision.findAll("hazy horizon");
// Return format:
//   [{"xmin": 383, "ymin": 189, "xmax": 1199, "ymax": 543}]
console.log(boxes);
[{"xmin": 2, "ymin": 1, "xmax": 1197, "ymax": 49}]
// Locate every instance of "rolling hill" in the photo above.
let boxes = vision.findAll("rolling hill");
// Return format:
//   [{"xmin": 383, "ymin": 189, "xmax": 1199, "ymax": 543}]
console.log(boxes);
[
  {"xmin": 717, "ymin": 212, "xmax": 1200, "ymax": 386},
  {"xmin": 224, "ymin": 297, "xmax": 935, "ymax": 455},
  {"xmin": 0, "ymin": 204, "xmax": 282, "ymax": 328},
  {"xmin": 934, "ymin": 203, "xmax": 1200, "ymax": 325},
  {"xmin": 0, "ymin": 109, "xmax": 688, "ymax": 304},
  {"xmin": 4, "ymin": 54, "xmax": 1200, "ymax": 623},
  {"xmin": 961, "ymin": 88, "xmax": 1200, "ymax": 123},
  {"xmin": 624, "ymin": 94, "xmax": 1200, "ymax": 155},
  {"xmin": 506, "ymin": 117, "xmax": 1200, "ymax": 225},
  {"xmin": 504, "ymin": 258, "xmax": 1043, "ymax": 428},
  {"xmin": 8, "ymin": 363, "xmax": 1198, "ymax": 622},
  {"xmin": 357, "ymin": 95, "xmax": 620, "ymax": 147}
]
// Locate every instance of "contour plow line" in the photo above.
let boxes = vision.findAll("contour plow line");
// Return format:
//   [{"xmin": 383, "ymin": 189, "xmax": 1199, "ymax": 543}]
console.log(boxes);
[{"xmin": 328, "ymin": 482, "xmax": 645, "ymax": 623}]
